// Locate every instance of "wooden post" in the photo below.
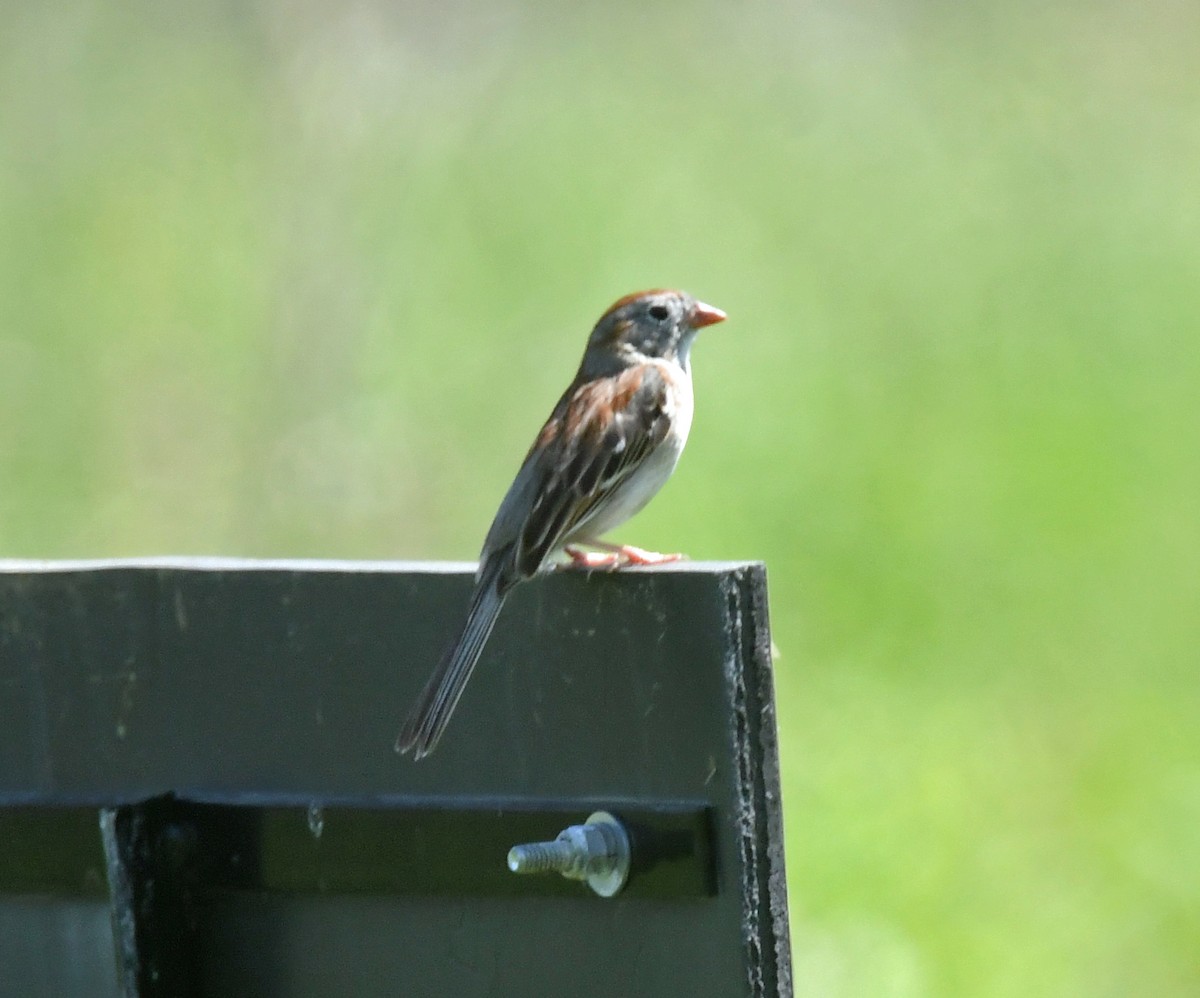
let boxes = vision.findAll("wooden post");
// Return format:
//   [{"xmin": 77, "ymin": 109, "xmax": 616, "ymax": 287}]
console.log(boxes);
[{"xmin": 0, "ymin": 559, "xmax": 790, "ymax": 997}]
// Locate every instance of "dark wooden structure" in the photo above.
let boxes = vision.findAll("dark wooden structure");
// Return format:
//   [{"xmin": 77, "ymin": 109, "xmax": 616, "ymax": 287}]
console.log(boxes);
[{"xmin": 0, "ymin": 559, "xmax": 790, "ymax": 997}]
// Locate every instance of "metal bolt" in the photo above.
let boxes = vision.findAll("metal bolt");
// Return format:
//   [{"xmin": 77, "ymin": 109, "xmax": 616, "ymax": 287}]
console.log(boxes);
[{"xmin": 507, "ymin": 811, "xmax": 631, "ymax": 898}]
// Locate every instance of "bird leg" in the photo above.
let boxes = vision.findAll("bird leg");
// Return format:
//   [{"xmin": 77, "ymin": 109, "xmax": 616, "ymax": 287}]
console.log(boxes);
[
  {"xmin": 562, "ymin": 541, "xmax": 684, "ymax": 569},
  {"xmin": 562, "ymin": 545, "xmax": 622, "ymax": 569},
  {"xmin": 602, "ymin": 543, "xmax": 685, "ymax": 566}
]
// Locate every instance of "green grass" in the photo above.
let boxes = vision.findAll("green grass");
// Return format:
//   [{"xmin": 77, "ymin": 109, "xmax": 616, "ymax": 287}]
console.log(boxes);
[{"xmin": 2, "ymin": 3, "xmax": 1198, "ymax": 994}]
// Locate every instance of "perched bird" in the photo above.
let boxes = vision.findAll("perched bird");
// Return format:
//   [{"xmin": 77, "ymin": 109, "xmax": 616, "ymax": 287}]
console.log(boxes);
[{"xmin": 396, "ymin": 289, "xmax": 726, "ymax": 758}]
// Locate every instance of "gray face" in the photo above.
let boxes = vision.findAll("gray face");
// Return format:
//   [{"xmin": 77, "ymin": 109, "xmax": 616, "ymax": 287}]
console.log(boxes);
[
  {"xmin": 589, "ymin": 290, "xmax": 697, "ymax": 364},
  {"xmin": 629, "ymin": 292, "xmax": 693, "ymax": 356}
]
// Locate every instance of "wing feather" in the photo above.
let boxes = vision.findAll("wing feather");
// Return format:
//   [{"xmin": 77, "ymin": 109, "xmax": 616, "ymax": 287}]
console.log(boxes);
[{"xmin": 511, "ymin": 364, "xmax": 671, "ymax": 575}]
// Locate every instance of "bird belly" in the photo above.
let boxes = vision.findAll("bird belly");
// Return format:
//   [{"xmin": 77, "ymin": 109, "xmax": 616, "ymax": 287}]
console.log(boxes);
[{"xmin": 567, "ymin": 370, "xmax": 693, "ymax": 542}]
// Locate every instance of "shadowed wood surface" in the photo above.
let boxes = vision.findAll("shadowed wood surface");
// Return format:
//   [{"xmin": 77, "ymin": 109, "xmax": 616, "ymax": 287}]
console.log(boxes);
[{"xmin": 0, "ymin": 559, "xmax": 789, "ymax": 998}]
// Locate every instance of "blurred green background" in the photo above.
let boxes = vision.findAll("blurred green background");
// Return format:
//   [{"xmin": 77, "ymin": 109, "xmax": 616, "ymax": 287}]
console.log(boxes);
[{"xmin": 2, "ymin": 1, "xmax": 1198, "ymax": 994}]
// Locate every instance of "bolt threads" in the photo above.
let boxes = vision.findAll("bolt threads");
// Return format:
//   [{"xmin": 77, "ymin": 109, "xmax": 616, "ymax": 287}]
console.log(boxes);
[{"xmin": 507, "ymin": 840, "xmax": 579, "ymax": 876}]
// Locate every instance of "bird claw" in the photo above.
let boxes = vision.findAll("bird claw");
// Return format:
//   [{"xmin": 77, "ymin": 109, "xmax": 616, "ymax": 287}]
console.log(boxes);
[
  {"xmin": 614, "ymin": 544, "xmax": 685, "ymax": 566},
  {"xmin": 562, "ymin": 546, "xmax": 622, "ymax": 570},
  {"xmin": 561, "ymin": 544, "xmax": 685, "ymax": 570}
]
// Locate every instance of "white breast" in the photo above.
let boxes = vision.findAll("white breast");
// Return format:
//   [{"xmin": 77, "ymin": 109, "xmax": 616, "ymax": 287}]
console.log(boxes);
[{"xmin": 566, "ymin": 359, "xmax": 693, "ymax": 542}]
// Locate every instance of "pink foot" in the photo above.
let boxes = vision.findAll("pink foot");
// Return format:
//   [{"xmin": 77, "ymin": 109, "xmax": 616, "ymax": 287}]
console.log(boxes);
[
  {"xmin": 562, "ymin": 543, "xmax": 685, "ymax": 569},
  {"xmin": 563, "ymin": 546, "xmax": 622, "ymax": 570},
  {"xmin": 613, "ymin": 544, "xmax": 684, "ymax": 566}
]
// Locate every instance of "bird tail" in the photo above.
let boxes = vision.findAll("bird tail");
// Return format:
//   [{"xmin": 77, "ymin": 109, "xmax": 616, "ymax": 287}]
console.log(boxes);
[{"xmin": 395, "ymin": 560, "xmax": 508, "ymax": 759}]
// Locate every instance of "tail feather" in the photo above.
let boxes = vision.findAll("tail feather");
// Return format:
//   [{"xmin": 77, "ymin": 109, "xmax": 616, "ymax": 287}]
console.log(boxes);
[{"xmin": 396, "ymin": 561, "xmax": 508, "ymax": 758}]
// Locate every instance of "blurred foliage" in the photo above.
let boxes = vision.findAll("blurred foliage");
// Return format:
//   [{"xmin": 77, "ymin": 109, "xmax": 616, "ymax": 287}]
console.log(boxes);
[{"xmin": 2, "ymin": 1, "xmax": 1198, "ymax": 994}]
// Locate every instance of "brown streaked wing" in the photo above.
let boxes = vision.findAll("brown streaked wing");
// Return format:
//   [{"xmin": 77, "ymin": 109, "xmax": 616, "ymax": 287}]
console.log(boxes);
[{"xmin": 513, "ymin": 365, "xmax": 670, "ymax": 575}]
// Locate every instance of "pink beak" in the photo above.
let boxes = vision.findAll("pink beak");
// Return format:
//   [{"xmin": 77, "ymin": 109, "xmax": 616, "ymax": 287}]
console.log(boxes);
[{"xmin": 690, "ymin": 301, "xmax": 727, "ymax": 328}]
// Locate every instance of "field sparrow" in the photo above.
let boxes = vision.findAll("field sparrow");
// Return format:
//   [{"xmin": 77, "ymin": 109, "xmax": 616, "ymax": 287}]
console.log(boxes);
[{"xmin": 397, "ymin": 289, "xmax": 726, "ymax": 758}]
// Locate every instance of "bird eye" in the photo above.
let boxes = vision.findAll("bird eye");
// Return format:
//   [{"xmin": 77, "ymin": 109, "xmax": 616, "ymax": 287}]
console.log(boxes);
[{"xmin": 648, "ymin": 305, "xmax": 670, "ymax": 321}]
